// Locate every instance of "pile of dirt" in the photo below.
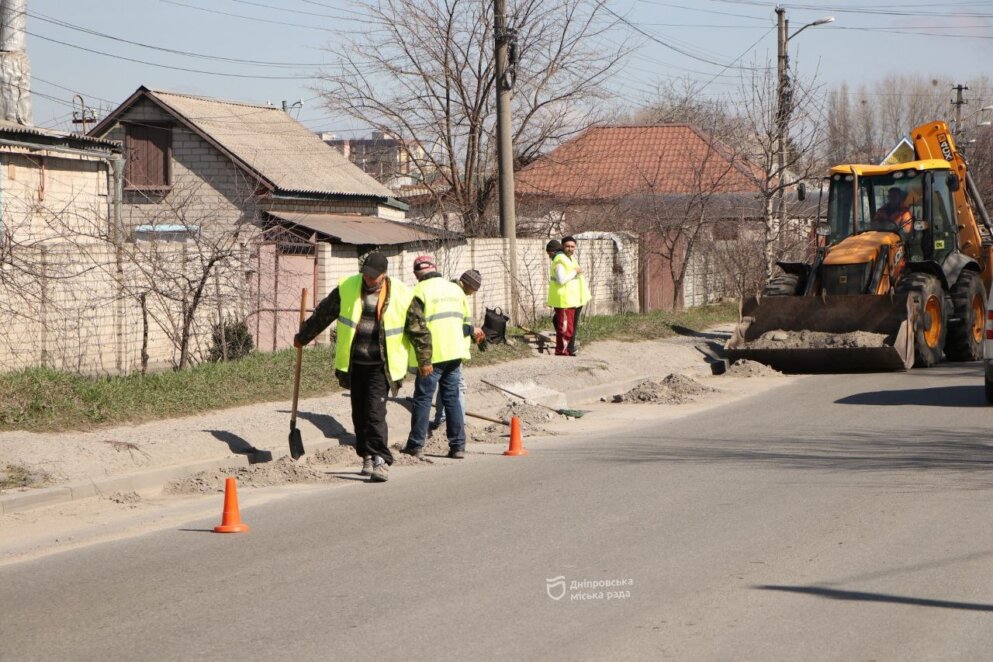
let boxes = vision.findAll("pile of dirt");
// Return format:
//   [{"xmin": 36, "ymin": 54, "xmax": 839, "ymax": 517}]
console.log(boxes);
[
  {"xmin": 166, "ymin": 456, "xmax": 339, "ymax": 494},
  {"xmin": 499, "ymin": 400, "xmax": 563, "ymax": 427},
  {"xmin": 746, "ymin": 329, "xmax": 888, "ymax": 349},
  {"xmin": 107, "ymin": 491, "xmax": 141, "ymax": 508},
  {"xmin": 724, "ymin": 359, "xmax": 782, "ymax": 378},
  {"xmin": 610, "ymin": 374, "xmax": 715, "ymax": 405}
]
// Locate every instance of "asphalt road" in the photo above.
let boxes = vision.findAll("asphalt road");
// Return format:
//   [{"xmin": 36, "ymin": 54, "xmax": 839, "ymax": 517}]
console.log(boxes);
[{"xmin": 4, "ymin": 364, "xmax": 993, "ymax": 661}]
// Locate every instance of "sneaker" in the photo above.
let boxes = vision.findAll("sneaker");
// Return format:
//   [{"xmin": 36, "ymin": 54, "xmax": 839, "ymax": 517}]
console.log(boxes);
[
  {"xmin": 429, "ymin": 420, "xmax": 443, "ymax": 432},
  {"xmin": 400, "ymin": 445, "xmax": 424, "ymax": 459},
  {"xmin": 447, "ymin": 449, "xmax": 465, "ymax": 459},
  {"xmin": 370, "ymin": 457, "xmax": 389, "ymax": 482},
  {"xmin": 360, "ymin": 456, "xmax": 373, "ymax": 476}
]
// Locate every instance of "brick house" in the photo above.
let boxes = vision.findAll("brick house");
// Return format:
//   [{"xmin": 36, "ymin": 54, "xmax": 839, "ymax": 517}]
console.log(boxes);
[
  {"xmin": 516, "ymin": 124, "xmax": 769, "ymax": 311},
  {"xmin": 90, "ymin": 87, "xmax": 440, "ymax": 351},
  {"xmin": 0, "ymin": 122, "xmax": 129, "ymax": 373}
]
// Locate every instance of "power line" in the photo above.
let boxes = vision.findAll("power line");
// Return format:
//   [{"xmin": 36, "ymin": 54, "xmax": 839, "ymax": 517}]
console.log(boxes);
[
  {"xmin": 28, "ymin": 10, "xmax": 333, "ymax": 68},
  {"xmin": 27, "ymin": 30, "xmax": 317, "ymax": 80}
]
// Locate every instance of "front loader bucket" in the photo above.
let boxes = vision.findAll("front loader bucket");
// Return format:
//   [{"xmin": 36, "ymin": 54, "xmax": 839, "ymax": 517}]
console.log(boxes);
[{"xmin": 725, "ymin": 294, "xmax": 916, "ymax": 373}]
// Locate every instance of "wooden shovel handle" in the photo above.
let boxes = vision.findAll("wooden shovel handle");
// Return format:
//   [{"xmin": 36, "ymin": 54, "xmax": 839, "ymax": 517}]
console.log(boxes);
[{"xmin": 290, "ymin": 288, "xmax": 307, "ymax": 424}]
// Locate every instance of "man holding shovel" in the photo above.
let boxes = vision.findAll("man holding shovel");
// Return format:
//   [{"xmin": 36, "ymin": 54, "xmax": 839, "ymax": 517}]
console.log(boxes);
[{"xmin": 294, "ymin": 252, "xmax": 432, "ymax": 483}]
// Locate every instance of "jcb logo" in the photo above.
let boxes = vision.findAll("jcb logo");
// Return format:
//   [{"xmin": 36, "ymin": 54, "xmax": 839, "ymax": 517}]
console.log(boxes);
[{"xmin": 938, "ymin": 134, "xmax": 954, "ymax": 161}]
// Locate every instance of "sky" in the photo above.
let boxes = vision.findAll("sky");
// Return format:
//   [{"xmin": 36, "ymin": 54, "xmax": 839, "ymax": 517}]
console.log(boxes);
[{"xmin": 24, "ymin": 0, "xmax": 993, "ymax": 136}]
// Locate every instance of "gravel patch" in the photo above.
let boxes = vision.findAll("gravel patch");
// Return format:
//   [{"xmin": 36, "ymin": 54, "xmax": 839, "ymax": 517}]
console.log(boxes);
[
  {"xmin": 724, "ymin": 359, "xmax": 783, "ymax": 378},
  {"xmin": 746, "ymin": 329, "xmax": 888, "ymax": 349},
  {"xmin": 610, "ymin": 374, "xmax": 716, "ymax": 405}
]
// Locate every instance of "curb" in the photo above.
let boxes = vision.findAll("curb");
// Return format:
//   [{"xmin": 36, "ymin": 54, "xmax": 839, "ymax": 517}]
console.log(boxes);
[
  {"xmin": 0, "ymin": 438, "xmax": 344, "ymax": 516},
  {"xmin": 0, "ymin": 374, "xmax": 653, "ymax": 517}
]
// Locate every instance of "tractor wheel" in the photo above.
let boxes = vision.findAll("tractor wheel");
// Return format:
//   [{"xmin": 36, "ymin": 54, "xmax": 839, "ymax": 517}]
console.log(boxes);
[
  {"xmin": 945, "ymin": 270, "xmax": 986, "ymax": 361},
  {"xmin": 762, "ymin": 273, "xmax": 801, "ymax": 297},
  {"xmin": 896, "ymin": 272, "xmax": 946, "ymax": 368}
]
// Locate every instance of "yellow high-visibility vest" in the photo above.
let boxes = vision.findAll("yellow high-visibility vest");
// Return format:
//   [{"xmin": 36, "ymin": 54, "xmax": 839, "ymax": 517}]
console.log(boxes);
[
  {"xmin": 410, "ymin": 276, "xmax": 471, "ymax": 365},
  {"xmin": 334, "ymin": 274, "xmax": 413, "ymax": 382},
  {"xmin": 547, "ymin": 253, "xmax": 591, "ymax": 308}
]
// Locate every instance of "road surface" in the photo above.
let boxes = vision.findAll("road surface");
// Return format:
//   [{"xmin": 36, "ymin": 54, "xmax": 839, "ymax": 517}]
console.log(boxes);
[{"xmin": 3, "ymin": 365, "xmax": 993, "ymax": 660}]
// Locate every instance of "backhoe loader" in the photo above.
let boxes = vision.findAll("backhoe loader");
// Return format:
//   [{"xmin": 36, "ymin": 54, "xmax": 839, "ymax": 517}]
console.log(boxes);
[{"xmin": 726, "ymin": 121, "xmax": 993, "ymax": 372}]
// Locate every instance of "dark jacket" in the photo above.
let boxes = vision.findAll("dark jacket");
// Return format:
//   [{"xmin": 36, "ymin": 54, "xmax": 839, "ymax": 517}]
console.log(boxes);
[{"xmin": 295, "ymin": 276, "xmax": 432, "ymax": 390}]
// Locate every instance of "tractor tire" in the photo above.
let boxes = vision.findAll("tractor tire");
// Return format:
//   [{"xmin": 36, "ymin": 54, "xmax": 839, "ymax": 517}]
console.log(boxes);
[
  {"xmin": 762, "ymin": 273, "xmax": 801, "ymax": 297},
  {"xmin": 896, "ymin": 272, "xmax": 946, "ymax": 368},
  {"xmin": 945, "ymin": 270, "xmax": 986, "ymax": 362}
]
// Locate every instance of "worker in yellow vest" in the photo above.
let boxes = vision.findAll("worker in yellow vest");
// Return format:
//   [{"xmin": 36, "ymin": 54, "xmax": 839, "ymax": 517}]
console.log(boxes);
[
  {"xmin": 295, "ymin": 252, "xmax": 432, "ymax": 483},
  {"xmin": 561, "ymin": 235, "xmax": 592, "ymax": 355},
  {"xmin": 401, "ymin": 255, "xmax": 477, "ymax": 460},
  {"xmin": 546, "ymin": 238, "xmax": 592, "ymax": 356},
  {"xmin": 431, "ymin": 269, "xmax": 484, "ymax": 432}
]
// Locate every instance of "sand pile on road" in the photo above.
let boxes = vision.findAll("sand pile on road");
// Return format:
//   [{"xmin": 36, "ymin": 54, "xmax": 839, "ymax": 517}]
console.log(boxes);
[
  {"xmin": 746, "ymin": 329, "xmax": 888, "ymax": 349},
  {"xmin": 167, "ymin": 456, "xmax": 341, "ymax": 494},
  {"xmin": 724, "ymin": 359, "xmax": 782, "ymax": 378},
  {"xmin": 611, "ymin": 374, "xmax": 715, "ymax": 405}
]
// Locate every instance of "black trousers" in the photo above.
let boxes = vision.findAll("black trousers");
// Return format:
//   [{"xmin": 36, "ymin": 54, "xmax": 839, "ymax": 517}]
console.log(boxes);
[
  {"xmin": 349, "ymin": 363, "xmax": 393, "ymax": 465},
  {"xmin": 568, "ymin": 306, "xmax": 583, "ymax": 354}
]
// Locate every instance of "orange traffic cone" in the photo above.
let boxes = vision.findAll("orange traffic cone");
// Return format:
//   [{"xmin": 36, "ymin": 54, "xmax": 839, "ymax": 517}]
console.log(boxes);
[
  {"xmin": 213, "ymin": 477, "xmax": 250, "ymax": 533},
  {"xmin": 503, "ymin": 416, "xmax": 529, "ymax": 456}
]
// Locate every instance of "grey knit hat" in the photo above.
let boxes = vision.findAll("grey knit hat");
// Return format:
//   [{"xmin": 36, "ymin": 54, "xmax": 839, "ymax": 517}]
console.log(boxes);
[{"xmin": 459, "ymin": 269, "xmax": 482, "ymax": 291}]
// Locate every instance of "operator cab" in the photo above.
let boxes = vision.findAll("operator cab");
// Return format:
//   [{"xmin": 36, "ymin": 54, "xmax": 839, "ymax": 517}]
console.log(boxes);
[{"xmin": 825, "ymin": 162, "xmax": 959, "ymax": 264}]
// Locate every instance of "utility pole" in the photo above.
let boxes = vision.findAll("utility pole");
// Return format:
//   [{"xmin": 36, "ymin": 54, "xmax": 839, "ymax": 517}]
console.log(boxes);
[
  {"xmin": 494, "ymin": 0, "xmax": 520, "ymax": 322},
  {"xmin": 775, "ymin": 6, "xmax": 789, "ymax": 236},
  {"xmin": 951, "ymin": 84, "xmax": 969, "ymax": 138},
  {"xmin": 0, "ymin": 0, "xmax": 30, "ymax": 125}
]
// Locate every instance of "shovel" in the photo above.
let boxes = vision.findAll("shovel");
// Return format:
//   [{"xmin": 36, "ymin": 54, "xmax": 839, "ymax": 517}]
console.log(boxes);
[
  {"xmin": 466, "ymin": 410, "xmax": 510, "ymax": 425},
  {"xmin": 479, "ymin": 379, "xmax": 589, "ymax": 418},
  {"xmin": 288, "ymin": 287, "xmax": 307, "ymax": 460}
]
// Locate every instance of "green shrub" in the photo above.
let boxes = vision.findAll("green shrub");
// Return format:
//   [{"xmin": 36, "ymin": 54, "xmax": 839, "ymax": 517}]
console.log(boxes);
[{"xmin": 208, "ymin": 319, "xmax": 255, "ymax": 362}]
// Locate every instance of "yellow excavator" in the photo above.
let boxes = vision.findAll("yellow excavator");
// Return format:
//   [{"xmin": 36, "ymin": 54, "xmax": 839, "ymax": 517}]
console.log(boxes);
[{"xmin": 726, "ymin": 121, "xmax": 993, "ymax": 372}]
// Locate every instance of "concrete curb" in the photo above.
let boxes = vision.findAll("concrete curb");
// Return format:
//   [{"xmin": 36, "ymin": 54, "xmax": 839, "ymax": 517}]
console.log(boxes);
[{"xmin": 0, "ymin": 374, "xmax": 653, "ymax": 516}]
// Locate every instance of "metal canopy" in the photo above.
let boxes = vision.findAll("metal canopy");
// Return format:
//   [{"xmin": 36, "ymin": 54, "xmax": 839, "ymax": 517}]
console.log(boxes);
[{"xmin": 266, "ymin": 211, "xmax": 441, "ymax": 246}]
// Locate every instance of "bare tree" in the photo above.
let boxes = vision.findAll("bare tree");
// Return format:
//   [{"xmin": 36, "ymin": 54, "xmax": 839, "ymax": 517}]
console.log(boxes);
[
  {"xmin": 823, "ymin": 75, "xmax": 993, "ymax": 164},
  {"xmin": 319, "ymin": 0, "xmax": 627, "ymax": 236},
  {"xmin": 733, "ymin": 64, "xmax": 823, "ymax": 279}
]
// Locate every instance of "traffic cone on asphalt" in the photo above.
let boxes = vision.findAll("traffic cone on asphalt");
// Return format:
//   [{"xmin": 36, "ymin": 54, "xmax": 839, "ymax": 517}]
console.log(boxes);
[
  {"xmin": 213, "ymin": 477, "xmax": 250, "ymax": 533},
  {"xmin": 503, "ymin": 416, "xmax": 528, "ymax": 456}
]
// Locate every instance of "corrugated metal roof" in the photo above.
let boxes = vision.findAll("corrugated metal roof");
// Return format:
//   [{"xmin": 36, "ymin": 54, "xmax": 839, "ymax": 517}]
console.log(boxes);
[
  {"xmin": 97, "ymin": 88, "xmax": 393, "ymax": 198},
  {"xmin": 0, "ymin": 120, "xmax": 120, "ymax": 150},
  {"xmin": 267, "ymin": 212, "xmax": 440, "ymax": 245}
]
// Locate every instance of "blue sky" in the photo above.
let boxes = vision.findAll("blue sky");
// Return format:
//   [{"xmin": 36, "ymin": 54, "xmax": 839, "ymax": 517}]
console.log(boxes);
[{"xmin": 26, "ymin": 0, "xmax": 993, "ymax": 135}]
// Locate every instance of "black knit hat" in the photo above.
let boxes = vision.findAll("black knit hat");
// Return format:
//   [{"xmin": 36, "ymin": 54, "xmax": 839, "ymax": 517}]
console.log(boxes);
[
  {"xmin": 545, "ymin": 239, "xmax": 563, "ymax": 252},
  {"xmin": 459, "ymin": 269, "xmax": 482, "ymax": 291},
  {"xmin": 360, "ymin": 252, "xmax": 388, "ymax": 277}
]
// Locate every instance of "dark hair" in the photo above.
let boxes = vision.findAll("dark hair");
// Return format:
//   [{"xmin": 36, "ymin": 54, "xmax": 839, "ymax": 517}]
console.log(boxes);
[{"xmin": 561, "ymin": 235, "xmax": 577, "ymax": 245}]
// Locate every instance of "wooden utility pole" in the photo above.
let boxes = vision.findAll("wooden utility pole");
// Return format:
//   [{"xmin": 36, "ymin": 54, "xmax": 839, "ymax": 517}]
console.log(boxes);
[
  {"xmin": 775, "ymin": 6, "xmax": 789, "ymax": 235},
  {"xmin": 494, "ymin": 0, "xmax": 520, "ymax": 322}
]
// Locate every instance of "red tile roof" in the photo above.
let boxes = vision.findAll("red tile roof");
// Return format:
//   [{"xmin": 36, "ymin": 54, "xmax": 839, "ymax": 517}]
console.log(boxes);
[{"xmin": 516, "ymin": 124, "xmax": 763, "ymax": 200}]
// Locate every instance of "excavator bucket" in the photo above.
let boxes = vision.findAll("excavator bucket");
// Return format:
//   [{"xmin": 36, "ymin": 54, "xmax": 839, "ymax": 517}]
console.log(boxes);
[{"xmin": 725, "ymin": 294, "xmax": 917, "ymax": 373}]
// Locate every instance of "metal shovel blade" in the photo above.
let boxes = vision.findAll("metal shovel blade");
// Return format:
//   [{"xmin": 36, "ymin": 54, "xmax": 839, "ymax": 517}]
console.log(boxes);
[{"xmin": 289, "ymin": 424, "xmax": 305, "ymax": 460}]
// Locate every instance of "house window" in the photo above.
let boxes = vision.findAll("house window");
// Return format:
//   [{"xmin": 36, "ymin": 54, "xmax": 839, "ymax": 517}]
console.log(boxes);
[{"xmin": 124, "ymin": 123, "xmax": 171, "ymax": 190}]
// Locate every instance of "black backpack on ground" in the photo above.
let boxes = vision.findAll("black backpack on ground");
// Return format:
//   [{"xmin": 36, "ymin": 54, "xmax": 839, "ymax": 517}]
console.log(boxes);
[{"xmin": 482, "ymin": 307, "xmax": 510, "ymax": 344}]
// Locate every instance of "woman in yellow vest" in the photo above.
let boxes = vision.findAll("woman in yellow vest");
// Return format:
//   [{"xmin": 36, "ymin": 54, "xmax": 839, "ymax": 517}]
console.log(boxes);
[
  {"xmin": 295, "ymin": 252, "xmax": 432, "ymax": 483},
  {"xmin": 546, "ymin": 238, "xmax": 592, "ymax": 356}
]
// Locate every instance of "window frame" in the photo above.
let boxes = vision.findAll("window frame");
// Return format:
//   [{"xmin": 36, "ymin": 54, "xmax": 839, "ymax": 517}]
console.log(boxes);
[{"xmin": 123, "ymin": 121, "xmax": 173, "ymax": 192}]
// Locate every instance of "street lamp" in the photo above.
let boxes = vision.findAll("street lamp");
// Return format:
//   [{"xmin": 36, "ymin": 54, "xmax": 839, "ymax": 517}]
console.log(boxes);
[{"xmin": 775, "ymin": 7, "xmax": 834, "ymax": 230}]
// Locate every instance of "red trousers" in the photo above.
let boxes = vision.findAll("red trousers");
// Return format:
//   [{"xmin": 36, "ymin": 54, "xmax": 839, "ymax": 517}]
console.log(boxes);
[{"xmin": 553, "ymin": 307, "xmax": 577, "ymax": 355}]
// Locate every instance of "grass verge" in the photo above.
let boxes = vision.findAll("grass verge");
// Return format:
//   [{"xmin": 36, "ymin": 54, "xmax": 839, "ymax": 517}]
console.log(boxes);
[
  {"xmin": 577, "ymin": 301, "xmax": 738, "ymax": 343},
  {"xmin": 0, "ymin": 303, "xmax": 736, "ymax": 433}
]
